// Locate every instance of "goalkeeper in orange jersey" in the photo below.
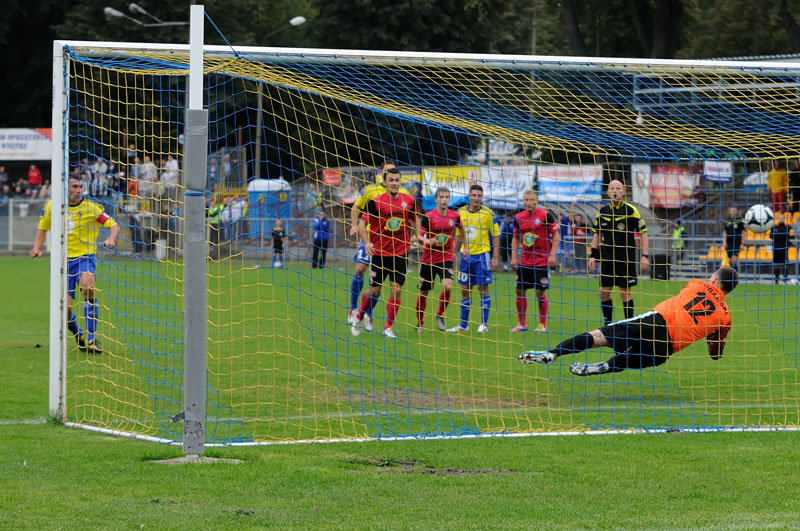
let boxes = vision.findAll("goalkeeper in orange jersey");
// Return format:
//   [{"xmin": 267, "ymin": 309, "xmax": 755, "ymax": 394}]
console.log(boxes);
[
  {"xmin": 30, "ymin": 176, "xmax": 119, "ymax": 354},
  {"xmin": 518, "ymin": 266, "xmax": 738, "ymax": 376}
]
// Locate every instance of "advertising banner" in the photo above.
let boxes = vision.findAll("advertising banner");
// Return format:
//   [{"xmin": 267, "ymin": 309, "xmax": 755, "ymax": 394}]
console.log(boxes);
[
  {"xmin": 631, "ymin": 163, "xmax": 651, "ymax": 205},
  {"xmin": 703, "ymin": 160, "xmax": 733, "ymax": 183},
  {"xmin": 537, "ymin": 164, "xmax": 603, "ymax": 202},
  {"xmin": 649, "ymin": 164, "xmax": 699, "ymax": 208},
  {"xmin": 0, "ymin": 128, "xmax": 52, "ymax": 160}
]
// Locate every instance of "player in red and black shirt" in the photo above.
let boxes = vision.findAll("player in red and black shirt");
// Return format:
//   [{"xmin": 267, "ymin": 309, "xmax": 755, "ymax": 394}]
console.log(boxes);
[
  {"xmin": 351, "ymin": 165, "xmax": 420, "ymax": 339},
  {"xmin": 510, "ymin": 190, "xmax": 560, "ymax": 332},
  {"xmin": 415, "ymin": 187, "xmax": 467, "ymax": 332}
]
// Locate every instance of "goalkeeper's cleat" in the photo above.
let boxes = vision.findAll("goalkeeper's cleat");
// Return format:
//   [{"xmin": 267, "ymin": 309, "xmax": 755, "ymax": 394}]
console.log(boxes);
[
  {"xmin": 511, "ymin": 325, "xmax": 527, "ymax": 332},
  {"xmin": 350, "ymin": 314, "xmax": 362, "ymax": 337},
  {"xmin": 518, "ymin": 350, "xmax": 555, "ymax": 365},
  {"xmin": 415, "ymin": 325, "xmax": 424, "ymax": 334},
  {"xmin": 75, "ymin": 334, "xmax": 88, "ymax": 352},
  {"xmin": 536, "ymin": 324, "xmax": 547, "ymax": 332},
  {"xmin": 446, "ymin": 325, "xmax": 468, "ymax": 333},
  {"xmin": 86, "ymin": 339, "xmax": 103, "ymax": 355},
  {"xmin": 383, "ymin": 326, "xmax": 397, "ymax": 339},
  {"xmin": 569, "ymin": 361, "xmax": 609, "ymax": 377},
  {"xmin": 436, "ymin": 315, "xmax": 446, "ymax": 331},
  {"xmin": 476, "ymin": 323, "xmax": 489, "ymax": 333},
  {"xmin": 363, "ymin": 314, "xmax": 374, "ymax": 332}
]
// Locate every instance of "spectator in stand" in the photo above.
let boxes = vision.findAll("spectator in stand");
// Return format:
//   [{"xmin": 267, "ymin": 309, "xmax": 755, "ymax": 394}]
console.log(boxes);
[
  {"xmin": 789, "ymin": 158, "xmax": 800, "ymax": 213},
  {"xmin": 141, "ymin": 155, "xmax": 159, "ymax": 195},
  {"xmin": 129, "ymin": 156, "xmax": 144, "ymax": 198},
  {"xmin": 90, "ymin": 157, "xmax": 108, "ymax": 198},
  {"xmin": 559, "ymin": 212, "xmax": 574, "ymax": 272},
  {"xmin": 14, "ymin": 177, "xmax": 30, "ymax": 198},
  {"xmin": 768, "ymin": 159, "xmax": 788, "ymax": 214},
  {"xmin": 722, "ymin": 207, "xmax": 745, "ymax": 269},
  {"xmin": 0, "ymin": 184, "xmax": 11, "ymax": 214},
  {"xmin": 161, "ymin": 155, "xmax": 179, "ymax": 198},
  {"xmin": 40, "ymin": 180, "xmax": 51, "ymax": 199},
  {"xmin": 794, "ymin": 214, "xmax": 800, "ymax": 282},
  {"xmin": 0, "ymin": 166, "xmax": 9, "ymax": 188},
  {"xmin": 311, "ymin": 211, "xmax": 331, "ymax": 269},
  {"xmin": 27, "ymin": 164, "xmax": 43, "ymax": 197},
  {"xmin": 571, "ymin": 213, "xmax": 590, "ymax": 273},
  {"xmin": 770, "ymin": 213, "xmax": 791, "ymax": 284}
]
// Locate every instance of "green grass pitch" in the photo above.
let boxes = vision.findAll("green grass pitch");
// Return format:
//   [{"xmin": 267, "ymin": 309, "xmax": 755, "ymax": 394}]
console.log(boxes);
[{"xmin": 2, "ymin": 255, "xmax": 799, "ymax": 528}]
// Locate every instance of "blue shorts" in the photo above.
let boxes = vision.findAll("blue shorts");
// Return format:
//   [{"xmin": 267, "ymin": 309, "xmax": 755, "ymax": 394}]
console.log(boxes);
[
  {"xmin": 457, "ymin": 252, "xmax": 493, "ymax": 287},
  {"xmin": 67, "ymin": 255, "xmax": 96, "ymax": 299},
  {"xmin": 353, "ymin": 241, "xmax": 371, "ymax": 265}
]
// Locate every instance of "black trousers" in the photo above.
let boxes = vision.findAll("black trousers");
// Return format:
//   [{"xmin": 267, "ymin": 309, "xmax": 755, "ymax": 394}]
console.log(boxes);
[{"xmin": 312, "ymin": 239, "xmax": 329, "ymax": 268}]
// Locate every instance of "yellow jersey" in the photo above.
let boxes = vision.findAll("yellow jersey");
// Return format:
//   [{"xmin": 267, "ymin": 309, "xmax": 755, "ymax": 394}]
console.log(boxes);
[
  {"xmin": 39, "ymin": 199, "xmax": 117, "ymax": 258},
  {"xmin": 458, "ymin": 205, "xmax": 499, "ymax": 255},
  {"xmin": 353, "ymin": 184, "xmax": 412, "ymax": 210}
]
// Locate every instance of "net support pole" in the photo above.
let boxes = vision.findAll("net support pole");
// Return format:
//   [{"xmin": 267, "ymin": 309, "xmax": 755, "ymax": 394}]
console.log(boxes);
[
  {"xmin": 49, "ymin": 41, "xmax": 68, "ymax": 418},
  {"xmin": 182, "ymin": 4, "xmax": 208, "ymax": 457}
]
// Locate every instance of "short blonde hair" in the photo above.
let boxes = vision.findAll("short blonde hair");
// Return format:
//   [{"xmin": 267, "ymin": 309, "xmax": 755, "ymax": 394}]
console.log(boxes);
[{"xmin": 522, "ymin": 189, "xmax": 537, "ymax": 198}]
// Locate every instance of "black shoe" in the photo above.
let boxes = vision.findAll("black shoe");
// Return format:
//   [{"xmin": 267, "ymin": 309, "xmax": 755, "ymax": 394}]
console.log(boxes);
[
  {"xmin": 76, "ymin": 334, "xmax": 88, "ymax": 352},
  {"xmin": 86, "ymin": 339, "xmax": 103, "ymax": 355}
]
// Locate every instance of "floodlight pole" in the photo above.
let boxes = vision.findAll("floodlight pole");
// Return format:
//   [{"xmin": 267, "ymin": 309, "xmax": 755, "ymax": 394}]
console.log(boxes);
[{"xmin": 182, "ymin": 4, "xmax": 208, "ymax": 457}]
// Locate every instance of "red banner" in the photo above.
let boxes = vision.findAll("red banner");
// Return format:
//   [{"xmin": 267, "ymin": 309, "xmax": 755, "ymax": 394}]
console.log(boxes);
[
  {"xmin": 322, "ymin": 169, "xmax": 341, "ymax": 186},
  {"xmin": 649, "ymin": 165, "xmax": 698, "ymax": 208}
]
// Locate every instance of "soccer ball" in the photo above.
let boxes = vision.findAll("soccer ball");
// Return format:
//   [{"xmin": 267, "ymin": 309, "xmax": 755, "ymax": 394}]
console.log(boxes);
[
  {"xmin": 274, "ymin": 260, "xmax": 282, "ymax": 268},
  {"xmin": 744, "ymin": 204, "xmax": 775, "ymax": 233}
]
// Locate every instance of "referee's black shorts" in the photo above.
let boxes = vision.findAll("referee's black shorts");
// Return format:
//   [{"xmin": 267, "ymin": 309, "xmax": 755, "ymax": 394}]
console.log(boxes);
[
  {"xmin": 599, "ymin": 258, "xmax": 638, "ymax": 289},
  {"xmin": 600, "ymin": 311, "xmax": 672, "ymax": 369}
]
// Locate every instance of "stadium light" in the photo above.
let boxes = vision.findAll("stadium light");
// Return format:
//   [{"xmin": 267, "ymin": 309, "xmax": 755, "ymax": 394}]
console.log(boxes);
[
  {"xmin": 103, "ymin": 5, "xmax": 189, "ymax": 27},
  {"xmin": 255, "ymin": 15, "xmax": 308, "ymax": 179}
]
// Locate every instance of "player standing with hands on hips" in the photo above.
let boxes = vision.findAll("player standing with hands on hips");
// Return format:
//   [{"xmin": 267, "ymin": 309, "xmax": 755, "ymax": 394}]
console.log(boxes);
[
  {"xmin": 510, "ymin": 189, "xmax": 559, "ymax": 332},
  {"xmin": 589, "ymin": 179, "xmax": 649, "ymax": 325},
  {"xmin": 30, "ymin": 176, "xmax": 119, "ymax": 354}
]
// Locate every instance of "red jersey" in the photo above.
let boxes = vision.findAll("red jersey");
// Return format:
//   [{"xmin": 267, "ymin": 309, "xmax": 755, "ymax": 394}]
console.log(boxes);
[
  {"xmin": 364, "ymin": 192, "xmax": 418, "ymax": 257},
  {"xmin": 514, "ymin": 208, "xmax": 558, "ymax": 267},
  {"xmin": 654, "ymin": 279, "xmax": 732, "ymax": 354},
  {"xmin": 420, "ymin": 207, "xmax": 461, "ymax": 264}
]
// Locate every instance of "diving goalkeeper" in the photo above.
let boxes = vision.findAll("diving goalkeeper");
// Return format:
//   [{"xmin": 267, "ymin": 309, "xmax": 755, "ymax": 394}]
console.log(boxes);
[{"xmin": 519, "ymin": 266, "xmax": 738, "ymax": 376}]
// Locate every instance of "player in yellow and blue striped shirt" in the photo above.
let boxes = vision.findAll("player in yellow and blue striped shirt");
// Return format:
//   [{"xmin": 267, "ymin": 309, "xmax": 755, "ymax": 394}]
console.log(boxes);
[
  {"xmin": 30, "ymin": 176, "xmax": 119, "ymax": 354},
  {"xmin": 447, "ymin": 184, "xmax": 500, "ymax": 333}
]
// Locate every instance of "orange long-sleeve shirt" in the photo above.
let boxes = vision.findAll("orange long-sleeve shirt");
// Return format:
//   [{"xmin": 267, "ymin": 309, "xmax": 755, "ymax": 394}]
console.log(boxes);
[{"xmin": 654, "ymin": 279, "xmax": 731, "ymax": 355}]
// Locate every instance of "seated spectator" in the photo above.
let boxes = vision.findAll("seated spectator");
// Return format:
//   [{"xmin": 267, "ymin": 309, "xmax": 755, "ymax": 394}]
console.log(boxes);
[
  {"xmin": 0, "ymin": 166, "xmax": 9, "ymax": 188},
  {"xmin": 40, "ymin": 180, "xmax": 51, "ymax": 199}
]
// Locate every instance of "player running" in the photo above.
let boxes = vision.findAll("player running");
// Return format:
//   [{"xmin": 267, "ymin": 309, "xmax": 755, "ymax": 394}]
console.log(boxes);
[
  {"xmin": 414, "ymin": 187, "xmax": 467, "ymax": 332},
  {"xmin": 510, "ymin": 190, "xmax": 560, "ymax": 332},
  {"xmin": 351, "ymin": 164, "xmax": 421, "ymax": 338},
  {"xmin": 347, "ymin": 163, "xmax": 414, "ymax": 332},
  {"xmin": 519, "ymin": 266, "xmax": 738, "ymax": 376},
  {"xmin": 30, "ymin": 176, "xmax": 119, "ymax": 354}
]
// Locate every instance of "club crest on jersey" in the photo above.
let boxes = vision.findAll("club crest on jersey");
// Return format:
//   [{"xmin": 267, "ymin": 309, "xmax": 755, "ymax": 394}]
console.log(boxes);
[
  {"xmin": 617, "ymin": 222, "xmax": 625, "ymax": 230},
  {"xmin": 434, "ymin": 234, "xmax": 449, "ymax": 246},
  {"xmin": 385, "ymin": 217, "xmax": 403, "ymax": 231},
  {"xmin": 448, "ymin": 220, "xmax": 454, "ymax": 227},
  {"xmin": 523, "ymin": 233, "xmax": 536, "ymax": 246},
  {"xmin": 401, "ymin": 201, "xmax": 408, "ymax": 209}
]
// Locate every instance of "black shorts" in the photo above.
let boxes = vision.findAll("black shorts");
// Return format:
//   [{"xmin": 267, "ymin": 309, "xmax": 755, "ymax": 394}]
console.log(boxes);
[
  {"xmin": 516, "ymin": 265, "xmax": 550, "ymax": 291},
  {"xmin": 600, "ymin": 311, "xmax": 672, "ymax": 364},
  {"xmin": 418, "ymin": 261, "xmax": 454, "ymax": 291},
  {"xmin": 370, "ymin": 254, "xmax": 408, "ymax": 287},
  {"xmin": 725, "ymin": 248, "xmax": 740, "ymax": 259},
  {"xmin": 774, "ymin": 250, "xmax": 788, "ymax": 266},
  {"xmin": 600, "ymin": 258, "xmax": 638, "ymax": 289}
]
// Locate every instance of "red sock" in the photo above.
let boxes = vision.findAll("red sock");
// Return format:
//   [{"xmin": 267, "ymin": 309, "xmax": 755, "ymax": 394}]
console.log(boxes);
[
  {"xmin": 516, "ymin": 296, "xmax": 528, "ymax": 327},
  {"xmin": 386, "ymin": 297, "xmax": 401, "ymax": 327},
  {"xmin": 357, "ymin": 293, "xmax": 371, "ymax": 319},
  {"xmin": 538, "ymin": 296, "xmax": 548, "ymax": 325},
  {"xmin": 437, "ymin": 290, "xmax": 451, "ymax": 316},
  {"xmin": 415, "ymin": 296, "xmax": 427, "ymax": 325}
]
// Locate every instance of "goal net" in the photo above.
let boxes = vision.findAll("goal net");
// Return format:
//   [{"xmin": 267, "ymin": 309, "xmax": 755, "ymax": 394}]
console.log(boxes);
[{"xmin": 52, "ymin": 41, "xmax": 800, "ymax": 444}]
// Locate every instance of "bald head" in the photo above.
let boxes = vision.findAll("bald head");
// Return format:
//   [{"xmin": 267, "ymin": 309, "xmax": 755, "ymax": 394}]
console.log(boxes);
[{"xmin": 607, "ymin": 180, "xmax": 625, "ymax": 203}]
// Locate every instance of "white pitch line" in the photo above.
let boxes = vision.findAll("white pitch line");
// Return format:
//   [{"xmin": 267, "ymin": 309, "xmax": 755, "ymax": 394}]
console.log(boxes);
[{"xmin": 0, "ymin": 418, "xmax": 47, "ymax": 426}]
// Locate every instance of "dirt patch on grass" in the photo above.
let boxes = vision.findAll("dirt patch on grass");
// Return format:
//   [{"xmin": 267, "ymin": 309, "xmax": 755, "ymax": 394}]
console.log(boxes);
[{"xmin": 347, "ymin": 456, "xmax": 516, "ymax": 476}]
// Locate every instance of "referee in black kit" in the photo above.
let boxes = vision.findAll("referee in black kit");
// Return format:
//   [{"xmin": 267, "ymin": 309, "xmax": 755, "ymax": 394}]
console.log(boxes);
[{"xmin": 588, "ymin": 179, "xmax": 649, "ymax": 325}]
